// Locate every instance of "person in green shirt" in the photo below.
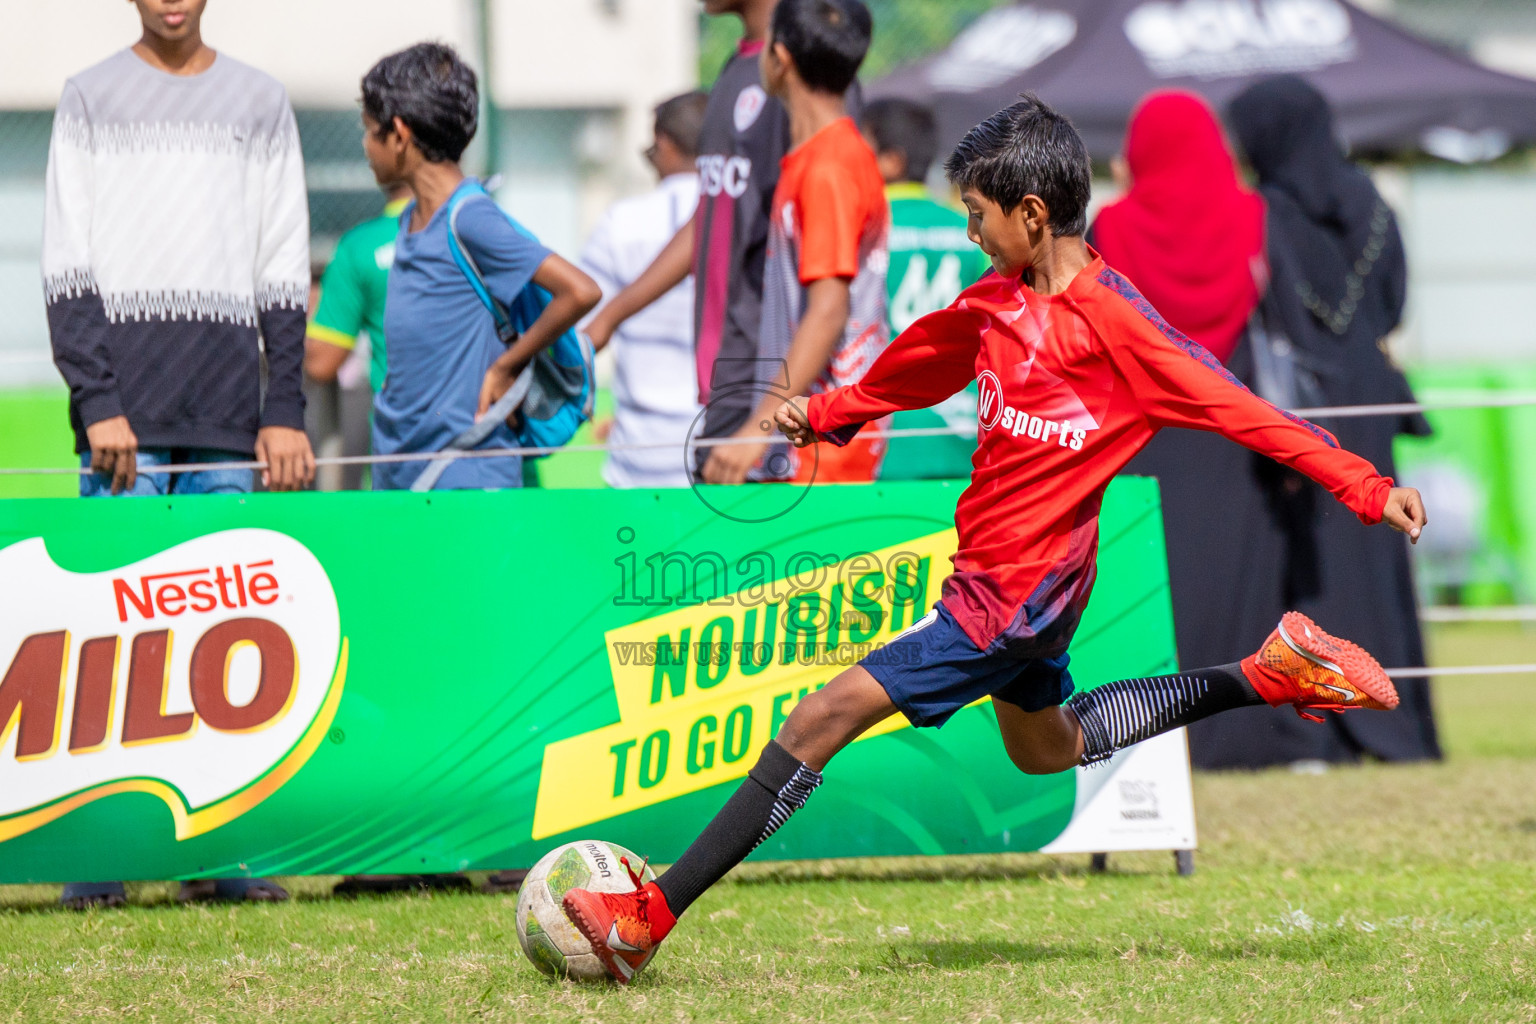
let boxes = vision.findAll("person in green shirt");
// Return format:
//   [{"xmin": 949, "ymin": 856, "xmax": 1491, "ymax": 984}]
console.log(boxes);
[
  {"xmin": 307, "ymin": 183, "xmax": 410, "ymax": 391},
  {"xmin": 305, "ymin": 184, "xmax": 409, "ymax": 489},
  {"xmin": 860, "ymin": 99, "xmax": 991, "ymax": 480}
]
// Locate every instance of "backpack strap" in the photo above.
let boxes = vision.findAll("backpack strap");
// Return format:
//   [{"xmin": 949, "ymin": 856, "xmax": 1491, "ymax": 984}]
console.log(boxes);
[
  {"xmin": 445, "ymin": 183, "xmax": 516, "ymax": 343},
  {"xmin": 411, "ymin": 183, "xmax": 536, "ymax": 493}
]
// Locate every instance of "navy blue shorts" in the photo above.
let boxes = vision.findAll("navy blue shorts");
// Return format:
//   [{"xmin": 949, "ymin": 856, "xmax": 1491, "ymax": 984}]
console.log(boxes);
[{"xmin": 861, "ymin": 602, "xmax": 1075, "ymax": 728}]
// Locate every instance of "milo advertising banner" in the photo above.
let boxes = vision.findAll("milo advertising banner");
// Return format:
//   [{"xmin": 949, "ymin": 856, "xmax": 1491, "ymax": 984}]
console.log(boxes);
[{"xmin": 0, "ymin": 480, "xmax": 1192, "ymax": 882}]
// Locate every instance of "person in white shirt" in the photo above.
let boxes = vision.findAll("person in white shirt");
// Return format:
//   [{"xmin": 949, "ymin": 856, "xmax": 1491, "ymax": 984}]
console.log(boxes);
[{"xmin": 580, "ymin": 92, "xmax": 709, "ymax": 488}]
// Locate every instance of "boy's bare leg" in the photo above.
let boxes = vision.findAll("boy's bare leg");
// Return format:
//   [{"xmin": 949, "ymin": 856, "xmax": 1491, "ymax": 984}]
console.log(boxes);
[
  {"xmin": 775, "ymin": 665, "xmax": 900, "ymax": 769},
  {"xmin": 650, "ymin": 665, "xmax": 896, "ymax": 917},
  {"xmin": 560, "ymin": 666, "xmax": 903, "ymax": 982},
  {"xmin": 996, "ymin": 613, "xmax": 1403, "ymax": 773},
  {"xmin": 992, "ymin": 699, "xmax": 1085, "ymax": 775},
  {"xmin": 994, "ymin": 666, "xmax": 1263, "ymax": 773}
]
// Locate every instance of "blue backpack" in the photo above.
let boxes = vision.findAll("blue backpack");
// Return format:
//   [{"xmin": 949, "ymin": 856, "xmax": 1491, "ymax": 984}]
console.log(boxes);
[{"xmin": 412, "ymin": 182, "xmax": 595, "ymax": 492}]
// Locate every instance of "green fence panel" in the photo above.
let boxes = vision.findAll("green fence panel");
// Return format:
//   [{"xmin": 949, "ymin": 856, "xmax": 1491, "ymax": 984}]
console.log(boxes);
[
  {"xmin": 0, "ymin": 389, "xmax": 75, "ymax": 500},
  {"xmin": 1397, "ymin": 363, "xmax": 1536, "ymax": 604}
]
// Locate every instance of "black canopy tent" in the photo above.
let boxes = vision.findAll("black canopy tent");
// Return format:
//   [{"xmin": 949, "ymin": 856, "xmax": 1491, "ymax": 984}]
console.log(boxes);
[{"xmin": 871, "ymin": 0, "xmax": 1536, "ymax": 162}]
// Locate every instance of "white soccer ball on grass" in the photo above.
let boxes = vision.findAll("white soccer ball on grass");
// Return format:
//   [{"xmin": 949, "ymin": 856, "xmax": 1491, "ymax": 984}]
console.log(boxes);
[{"xmin": 515, "ymin": 839, "xmax": 656, "ymax": 981}]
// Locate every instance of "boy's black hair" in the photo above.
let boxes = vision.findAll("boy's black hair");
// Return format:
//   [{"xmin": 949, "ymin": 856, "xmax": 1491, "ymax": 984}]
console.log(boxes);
[
  {"xmin": 860, "ymin": 98, "xmax": 939, "ymax": 183},
  {"xmin": 770, "ymin": 0, "xmax": 872, "ymax": 96},
  {"xmin": 361, "ymin": 43, "xmax": 478, "ymax": 164},
  {"xmin": 944, "ymin": 94, "xmax": 1090, "ymax": 237},
  {"xmin": 654, "ymin": 90, "xmax": 711, "ymax": 159}
]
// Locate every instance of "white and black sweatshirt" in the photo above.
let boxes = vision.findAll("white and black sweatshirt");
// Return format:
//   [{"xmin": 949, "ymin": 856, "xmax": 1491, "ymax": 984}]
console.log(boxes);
[{"xmin": 43, "ymin": 49, "xmax": 309, "ymax": 455}]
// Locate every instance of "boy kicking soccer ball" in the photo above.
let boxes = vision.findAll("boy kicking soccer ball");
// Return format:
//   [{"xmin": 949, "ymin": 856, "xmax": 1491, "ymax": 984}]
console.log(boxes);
[{"xmin": 562, "ymin": 94, "xmax": 1427, "ymax": 984}]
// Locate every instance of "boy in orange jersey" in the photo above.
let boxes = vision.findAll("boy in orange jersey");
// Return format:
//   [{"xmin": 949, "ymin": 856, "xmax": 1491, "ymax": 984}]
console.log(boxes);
[{"xmin": 699, "ymin": 0, "xmax": 890, "ymax": 484}]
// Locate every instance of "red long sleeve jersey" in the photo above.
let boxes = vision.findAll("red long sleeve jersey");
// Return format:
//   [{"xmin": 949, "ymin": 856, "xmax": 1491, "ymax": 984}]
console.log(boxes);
[{"xmin": 808, "ymin": 256, "xmax": 1392, "ymax": 656}]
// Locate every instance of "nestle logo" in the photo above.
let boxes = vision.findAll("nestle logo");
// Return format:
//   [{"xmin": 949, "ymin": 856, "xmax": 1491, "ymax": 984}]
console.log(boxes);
[{"xmin": 112, "ymin": 561, "xmax": 280, "ymax": 623}]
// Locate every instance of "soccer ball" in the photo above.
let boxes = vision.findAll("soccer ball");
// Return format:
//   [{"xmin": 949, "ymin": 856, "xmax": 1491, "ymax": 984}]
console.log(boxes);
[{"xmin": 515, "ymin": 839, "xmax": 657, "ymax": 981}]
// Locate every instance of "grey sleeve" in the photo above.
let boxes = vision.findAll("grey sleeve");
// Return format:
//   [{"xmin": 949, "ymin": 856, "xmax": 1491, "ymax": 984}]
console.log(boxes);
[
  {"xmin": 256, "ymin": 94, "xmax": 310, "ymax": 430},
  {"xmin": 43, "ymin": 80, "xmax": 120, "ymax": 427}
]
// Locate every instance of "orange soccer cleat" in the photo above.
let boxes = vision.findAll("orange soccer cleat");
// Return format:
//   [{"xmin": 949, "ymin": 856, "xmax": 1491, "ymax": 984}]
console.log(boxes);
[
  {"xmin": 1241, "ymin": 612, "xmax": 1400, "ymax": 722},
  {"xmin": 561, "ymin": 857, "xmax": 676, "ymax": 985}
]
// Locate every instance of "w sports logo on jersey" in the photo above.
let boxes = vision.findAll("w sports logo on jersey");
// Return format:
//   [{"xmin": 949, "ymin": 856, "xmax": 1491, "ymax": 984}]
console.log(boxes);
[{"xmin": 977, "ymin": 370, "xmax": 1089, "ymax": 450}]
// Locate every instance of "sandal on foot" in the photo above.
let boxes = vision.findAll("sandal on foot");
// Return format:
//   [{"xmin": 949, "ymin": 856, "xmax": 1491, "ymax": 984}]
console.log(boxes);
[
  {"xmin": 332, "ymin": 874, "xmax": 473, "ymax": 897},
  {"xmin": 60, "ymin": 882, "xmax": 127, "ymax": 911},
  {"xmin": 178, "ymin": 878, "xmax": 289, "ymax": 903},
  {"xmin": 481, "ymin": 869, "xmax": 530, "ymax": 894}
]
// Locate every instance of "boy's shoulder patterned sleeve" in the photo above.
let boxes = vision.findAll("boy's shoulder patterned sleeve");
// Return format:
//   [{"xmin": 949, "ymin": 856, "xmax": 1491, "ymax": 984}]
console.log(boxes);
[
  {"xmin": 808, "ymin": 303, "xmax": 985, "ymax": 443},
  {"xmin": 1091, "ymin": 264, "xmax": 1391, "ymax": 524}
]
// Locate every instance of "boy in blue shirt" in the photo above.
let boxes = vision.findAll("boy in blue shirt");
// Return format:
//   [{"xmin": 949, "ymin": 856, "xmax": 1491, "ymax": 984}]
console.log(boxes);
[{"xmin": 359, "ymin": 43, "xmax": 600, "ymax": 490}]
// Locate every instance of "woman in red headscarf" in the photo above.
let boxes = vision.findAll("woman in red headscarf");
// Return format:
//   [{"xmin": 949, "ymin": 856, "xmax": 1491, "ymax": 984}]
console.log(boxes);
[
  {"xmin": 1090, "ymin": 92, "xmax": 1296, "ymax": 760},
  {"xmin": 1092, "ymin": 90, "xmax": 1265, "ymax": 362}
]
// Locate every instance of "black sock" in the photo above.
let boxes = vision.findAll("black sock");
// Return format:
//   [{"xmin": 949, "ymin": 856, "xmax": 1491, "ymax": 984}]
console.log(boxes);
[
  {"xmin": 1066, "ymin": 664, "xmax": 1262, "ymax": 765},
  {"xmin": 655, "ymin": 739, "xmax": 822, "ymax": 917}
]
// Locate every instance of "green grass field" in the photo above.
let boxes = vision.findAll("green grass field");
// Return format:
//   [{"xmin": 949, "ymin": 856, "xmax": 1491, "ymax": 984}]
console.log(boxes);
[{"xmin": 0, "ymin": 622, "xmax": 1531, "ymax": 1023}]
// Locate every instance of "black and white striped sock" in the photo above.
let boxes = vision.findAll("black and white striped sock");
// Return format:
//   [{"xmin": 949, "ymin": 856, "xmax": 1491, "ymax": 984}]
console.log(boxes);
[
  {"xmin": 655, "ymin": 740, "xmax": 822, "ymax": 918},
  {"xmin": 1066, "ymin": 664, "xmax": 1260, "ymax": 766},
  {"xmin": 755, "ymin": 762, "xmax": 823, "ymax": 850}
]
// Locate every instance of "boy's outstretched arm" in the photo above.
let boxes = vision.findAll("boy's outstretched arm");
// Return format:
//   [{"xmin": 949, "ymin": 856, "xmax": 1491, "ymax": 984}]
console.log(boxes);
[
  {"xmin": 478, "ymin": 254, "xmax": 601, "ymax": 416},
  {"xmin": 796, "ymin": 305, "xmax": 986, "ymax": 448},
  {"xmin": 1105, "ymin": 313, "xmax": 1427, "ymax": 541},
  {"xmin": 775, "ymin": 399, "xmax": 817, "ymax": 447},
  {"xmin": 1380, "ymin": 486, "xmax": 1428, "ymax": 544}
]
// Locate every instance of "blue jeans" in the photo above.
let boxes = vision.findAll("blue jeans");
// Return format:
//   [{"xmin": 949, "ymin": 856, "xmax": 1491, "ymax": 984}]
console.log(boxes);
[{"xmin": 80, "ymin": 447, "xmax": 254, "ymax": 497}]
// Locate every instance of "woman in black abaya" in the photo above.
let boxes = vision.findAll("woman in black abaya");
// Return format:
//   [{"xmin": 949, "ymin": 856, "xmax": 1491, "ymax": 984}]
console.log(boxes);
[
  {"xmin": 1186, "ymin": 75, "xmax": 1441, "ymax": 767},
  {"xmin": 1091, "ymin": 93, "xmax": 1295, "ymax": 762}
]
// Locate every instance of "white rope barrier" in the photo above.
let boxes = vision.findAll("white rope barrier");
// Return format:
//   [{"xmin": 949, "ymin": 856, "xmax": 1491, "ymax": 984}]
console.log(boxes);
[
  {"xmin": 2, "ymin": 392, "xmax": 1535, "ymax": 478},
  {"xmin": 0, "ymin": 426, "xmax": 946, "ymax": 477},
  {"xmin": 1420, "ymin": 605, "xmax": 1536, "ymax": 623},
  {"xmin": 0, "ymin": 402, "xmax": 1527, "ymax": 680},
  {"xmin": 1289, "ymin": 392, "xmax": 1536, "ymax": 419},
  {"xmin": 1384, "ymin": 664, "xmax": 1536, "ymax": 679}
]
